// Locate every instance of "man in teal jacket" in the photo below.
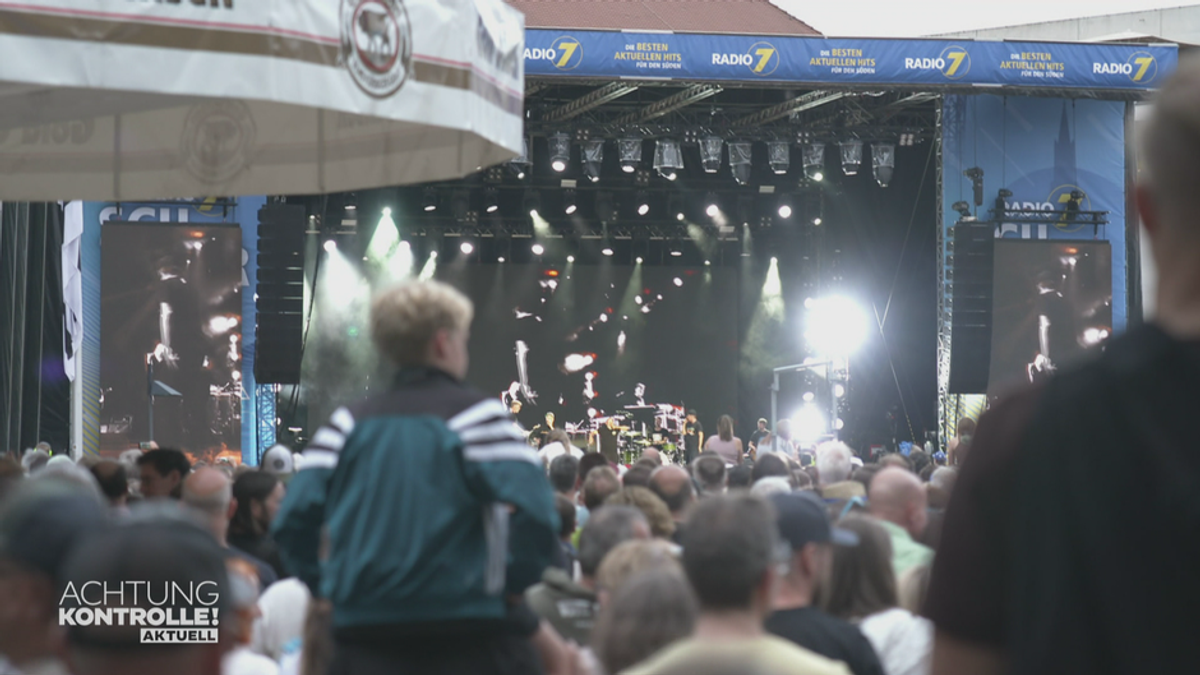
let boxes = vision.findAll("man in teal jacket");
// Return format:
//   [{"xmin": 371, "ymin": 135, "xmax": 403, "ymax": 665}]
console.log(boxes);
[{"xmin": 274, "ymin": 280, "xmax": 559, "ymax": 674}]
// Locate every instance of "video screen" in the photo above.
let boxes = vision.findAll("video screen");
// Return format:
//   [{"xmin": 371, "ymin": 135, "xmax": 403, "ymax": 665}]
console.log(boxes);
[
  {"xmin": 100, "ymin": 223, "xmax": 244, "ymax": 457},
  {"xmin": 988, "ymin": 239, "xmax": 1112, "ymax": 396}
]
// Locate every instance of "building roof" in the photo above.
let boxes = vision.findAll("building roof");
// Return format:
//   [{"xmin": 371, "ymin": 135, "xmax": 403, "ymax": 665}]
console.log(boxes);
[{"xmin": 506, "ymin": 0, "xmax": 821, "ymax": 36}]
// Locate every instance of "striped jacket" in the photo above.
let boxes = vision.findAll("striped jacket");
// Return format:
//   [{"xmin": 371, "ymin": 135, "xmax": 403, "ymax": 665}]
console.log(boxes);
[{"xmin": 273, "ymin": 367, "xmax": 559, "ymax": 633}]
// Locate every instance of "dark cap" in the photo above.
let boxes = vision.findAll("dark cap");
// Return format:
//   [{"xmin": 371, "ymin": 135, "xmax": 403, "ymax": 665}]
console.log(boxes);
[
  {"xmin": 0, "ymin": 476, "xmax": 109, "ymax": 581},
  {"xmin": 59, "ymin": 502, "xmax": 231, "ymax": 649},
  {"xmin": 769, "ymin": 491, "xmax": 858, "ymax": 552},
  {"xmin": 687, "ymin": 409, "xmax": 698, "ymax": 416}
]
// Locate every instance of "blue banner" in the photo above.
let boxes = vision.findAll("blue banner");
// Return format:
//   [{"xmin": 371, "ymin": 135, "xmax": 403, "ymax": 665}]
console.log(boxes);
[
  {"xmin": 81, "ymin": 197, "xmax": 266, "ymax": 463},
  {"xmin": 525, "ymin": 30, "xmax": 1175, "ymax": 91},
  {"xmin": 941, "ymin": 94, "xmax": 1128, "ymax": 329}
]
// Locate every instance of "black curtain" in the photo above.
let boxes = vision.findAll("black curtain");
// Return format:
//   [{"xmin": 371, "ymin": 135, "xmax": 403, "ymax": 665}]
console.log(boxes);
[{"xmin": 0, "ymin": 203, "xmax": 70, "ymax": 455}]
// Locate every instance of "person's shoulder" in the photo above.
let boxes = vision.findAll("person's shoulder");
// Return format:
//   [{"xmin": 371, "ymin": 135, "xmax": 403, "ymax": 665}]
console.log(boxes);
[
  {"xmin": 757, "ymin": 635, "xmax": 854, "ymax": 674},
  {"xmin": 224, "ymin": 647, "xmax": 281, "ymax": 675}
]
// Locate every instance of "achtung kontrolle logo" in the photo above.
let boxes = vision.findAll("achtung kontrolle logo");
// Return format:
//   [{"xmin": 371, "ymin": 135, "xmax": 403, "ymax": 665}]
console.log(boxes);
[{"xmin": 59, "ymin": 581, "xmax": 221, "ymax": 644}]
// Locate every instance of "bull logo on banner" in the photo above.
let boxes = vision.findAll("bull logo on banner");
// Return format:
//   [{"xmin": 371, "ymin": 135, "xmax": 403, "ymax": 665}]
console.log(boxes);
[{"xmin": 341, "ymin": 0, "xmax": 413, "ymax": 98}]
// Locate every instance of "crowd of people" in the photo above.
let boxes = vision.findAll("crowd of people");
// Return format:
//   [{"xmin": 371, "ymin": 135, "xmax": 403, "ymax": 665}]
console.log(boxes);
[{"xmin": 4, "ymin": 57, "xmax": 1200, "ymax": 675}]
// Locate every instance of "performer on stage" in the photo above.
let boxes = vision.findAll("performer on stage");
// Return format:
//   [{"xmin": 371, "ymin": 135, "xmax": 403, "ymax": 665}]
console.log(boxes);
[
  {"xmin": 591, "ymin": 416, "xmax": 622, "ymax": 465},
  {"xmin": 509, "ymin": 399, "xmax": 525, "ymax": 432},
  {"xmin": 683, "ymin": 410, "xmax": 704, "ymax": 464},
  {"xmin": 528, "ymin": 411, "xmax": 556, "ymax": 448}
]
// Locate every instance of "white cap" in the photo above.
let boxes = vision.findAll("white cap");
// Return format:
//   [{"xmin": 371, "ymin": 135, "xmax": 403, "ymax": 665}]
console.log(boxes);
[{"xmin": 261, "ymin": 445, "xmax": 294, "ymax": 475}]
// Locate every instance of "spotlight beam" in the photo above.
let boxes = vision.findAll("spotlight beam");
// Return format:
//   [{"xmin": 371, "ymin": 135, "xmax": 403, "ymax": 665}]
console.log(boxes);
[
  {"xmin": 612, "ymin": 84, "xmax": 723, "ymax": 125},
  {"xmin": 543, "ymin": 83, "xmax": 640, "ymax": 123},
  {"xmin": 731, "ymin": 91, "xmax": 847, "ymax": 128}
]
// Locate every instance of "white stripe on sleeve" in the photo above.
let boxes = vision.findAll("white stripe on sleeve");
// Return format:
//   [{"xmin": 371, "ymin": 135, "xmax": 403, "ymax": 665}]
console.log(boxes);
[
  {"xmin": 308, "ymin": 427, "xmax": 346, "ymax": 453},
  {"xmin": 448, "ymin": 399, "xmax": 510, "ymax": 432},
  {"xmin": 329, "ymin": 407, "xmax": 356, "ymax": 435},
  {"xmin": 300, "ymin": 448, "xmax": 338, "ymax": 470},
  {"xmin": 463, "ymin": 443, "xmax": 541, "ymax": 465},
  {"xmin": 457, "ymin": 420, "xmax": 525, "ymax": 445}
]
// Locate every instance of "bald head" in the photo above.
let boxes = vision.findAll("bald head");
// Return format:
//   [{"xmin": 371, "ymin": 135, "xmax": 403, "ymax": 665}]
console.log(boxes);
[
  {"xmin": 181, "ymin": 467, "xmax": 234, "ymax": 545},
  {"xmin": 868, "ymin": 467, "xmax": 928, "ymax": 538},
  {"xmin": 641, "ymin": 447, "xmax": 662, "ymax": 466},
  {"xmin": 1141, "ymin": 57, "xmax": 1200, "ymax": 235},
  {"xmin": 649, "ymin": 465, "xmax": 695, "ymax": 517}
]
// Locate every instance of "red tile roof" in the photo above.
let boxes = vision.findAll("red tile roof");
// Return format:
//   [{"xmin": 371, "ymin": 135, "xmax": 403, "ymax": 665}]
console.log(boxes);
[{"xmin": 506, "ymin": 0, "xmax": 821, "ymax": 36}]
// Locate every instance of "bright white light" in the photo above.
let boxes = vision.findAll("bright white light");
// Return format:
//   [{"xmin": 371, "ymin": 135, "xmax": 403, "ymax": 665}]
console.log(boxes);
[
  {"xmin": 599, "ymin": 314, "xmax": 608, "ymax": 323},
  {"xmin": 673, "ymin": 277, "xmax": 683, "ymax": 287},
  {"xmin": 530, "ymin": 209, "xmax": 539, "ymax": 218},
  {"xmin": 622, "ymin": 165, "xmax": 635, "ymax": 173},
  {"xmin": 387, "ymin": 240, "xmax": 413, "ymax": 279},
  {"xmin": 460, "ymin": 242, "xmax": 474, "ymax": 255},
  {"xmin": 636, "ymin": 257, "xmax": 643, "ymax": 264},
  {"xmin": 487, "ymin": 204, "xmax": 499, "ymax": 213},
  {"xmin": 1082, "ymin": 327, "xmax": 1110, "ymax": 346},
  {"xmin": 567, "ymin": 255, "xmax": 576, "ymax": 263},
  {"xmin": 602, "ymin": 247, "xmax": 614, "ymax": 256},
  {"xmin": 834, "ymin": 384, "xmax": 846, "ymax": 398},
  {"xmin": 835, "ymin": 418, "xmax": 845, "ymax": 430},
  {"xmin": 778, "ymin": 204, "xmax": 793, "ymax": 219},
  {"xmin": 563, "ymin": 353, "xmax": 596, "ymax": 373},
  {"xmin": 635, "ymin": 296, "xmax": 643, "ymax": 305},
  {"xmin": 532, "ymin": 243, "xmax": 545, "ymax": 255},
  {"xmin": 566, "ymin": 204, "xmax": 578, "ymax": 215},
  {"xmin": 813, "ymin": 171, "xmax": 824, "ymax": 182},
  {"xmin": 323, "ymin": 240, "xmax": 336, "ymax": 252},
  {"xmin": 671, "ymin": 250, "xmax": 683, "ymax": 257},
  {"xmin": 638, "ymin": 203, "xmax": 650, "ymax": 216},
  {"xmin": 770, "ymin": 256, "xmax": 778, "ymax": 263},
  {"xmin": 345, "ymin": 205, "xmax": 357, "ymax": 211},
  {"xmin": 802, "ymin": 392, "xmax": 815, "ymax": 402},
  {"xmin": 207, "ymin": 316, "xmax": 239, "ymax": 334},
  {"xmin": 231, "ymin": 370, "xmax": 241, "ymax": 381},
  {"xmin": 430, "ymin": 251, "xmax": 438, "ymax": 259},
  {"xmin": 498, "ymin": 256, "xmax": 506, "ymax": 262},
  {"xmin": 813, "ymin": 217, "xmax": 823, "ymax": 225},
  {"xmin": 423, "ymin": 204, "xmax": 436, "ymax": 212},
  {"xmin": 807, "ymin": 296, "xmax": 870, "ymax": 356},
  {"xmin": 664, "ymin": 171, "xmax": 677, "ymax": 181},
  {"xmin": 516, "ymin": 170, "xmax": 526, "ymax": 179},
  {"xmin": 382, "ymin": 207, "xmax": 392, "ymax": 216},
  {"xmin": 551, "ymin": 159, "xmax": 566, "ymax": 172},
  {"xmin": 676, "ymin": 212, "xmax": 685, "ymax": 221},
  {"xmin": 792, "ymin": 405, "xmax": 826, "ymax": 445},
  {"xmin": 804, "ymin": 297, "xmax": 815, "ymax": 309},
  {"xmin": 705, "ymin": 260, "xmax": 711, "ymax": 266},
  {"xmin": 706, "ymin": 204, "xmax": 719, "ymax": 218}
]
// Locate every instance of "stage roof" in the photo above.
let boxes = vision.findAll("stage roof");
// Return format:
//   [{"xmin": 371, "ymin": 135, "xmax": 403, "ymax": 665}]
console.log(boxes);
[{"xmin": 504, "ymin": 0, "xmax": 820, "ymax": 36}]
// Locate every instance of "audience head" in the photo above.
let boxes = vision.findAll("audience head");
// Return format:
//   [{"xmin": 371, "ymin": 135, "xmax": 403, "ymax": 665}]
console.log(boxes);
[
  {"xmin": 181, "ymin": 467, "xmax": 235, "ymax": 544},
  {"xmin": 89, "ymin": 460, "xmax": 128, "ymax": 506},
  {"xmin": 229, "ymin": 470, "xmax": 283, "ymax": 538},
  {"xmin": 879, "ymin": 453, "xmax": 913, "ymax": 472},
  {"xmin": 545, "ymin": 411, "xmax": 556, "ymax": 426},
  {"xmin": 136, "ymin": 448, "xmax": 191, "ymax": 499},
  {"xmin": 692, "ymin": 453, "xmax": 727, "ymax": 495},
  {"xmin": 577, "ymin": 505, "xmax": 651, "ymax": 578},
  {"xmin": 640, "ymin": 447, "xmax": 663, "ymax": 466},
  {"xmin": 770, "ymin": 491, "xmax": 859, "ymax": 598},
  {"xmin": 596, "ymin": 539, "xmax": 682, "ymax": 600},
  {"xmin": 686, "ymin": 409, "xmax": 697, "ymax": 423},
  {"xmin": 622, "ymin": 465, "xmax": 653, "ymax": 489},
  {"xmin": 545, "ymin": 429, "xmax": 571, "ymax": 450},
  {"xmin": 578, "ymin": 452, "xmax": 610, "ymax": 485},
  {"xmin": 727, "ymin": 464, "xmax": 753, "ymax": 490},
  {"xmin": 775, "ymin": 418, "xmax": 792, "ymax": 441},
  {"xmin": 791, "ymin": 470, "xmax": 813, "ymax": 491},
  {"xmin": 751, "ymin": 453, "xmax": 790, "ymax": 484},
  {"xmin": 956, "ymin": 416, "xmax": 977, "ymax": 439},
  {"xmin": 815, "ymin": 441, "xmax": 854, "ymax": 486},
  {"xmin": 61, "ymin": 504, "xmax": 232, "ymax": 675},
  {"xmin": 548, "ymin": 453, "xmax": 580, "ymax": 494},
  {"xmin": 820, "ymin": 515, "xmax": 897, "ymax": 621},
  {"xmin": 757, "ymin": 418, "xmax": 768, "ymax": 431},
  {"xmin": 22, "ymin": 449, "xmax": 50, "ymax": 475},
  {"xmin": 591, "ymin": 569, "xmax": 698, "ymax": 675},
  {"xmin": 633, "ymin": 457, "xmax": 661, "ymax": 473},
  {"xmin": 0, "ymin": 457, "xmax": 22, "ymax": 503},
  {"xmin": 750, "ymin": 476, "xmax": 792, "ymax": 498},
  {"xmin": 606, "ymin": 487, "xmax": 675, "ymax": 539},
  {"xmin": 716, "ymin": 415, "xmax": 734, "ymax": 442},
  {"xmin": 554, "ymin": 494, "xmax": 577, "ymax": 538},
  {"xmin": 851, "ymin": 463, "xmax": 881, "ymax": 493},
  {"xmin": 583, "ymin": 466, "xmax": 621, "ymax": 511},
  {"xmin": 929, "ymin": 466, "xmax": 957, "ymax": 494},
  {"xmin": 681, "ymin": 494, "xmax": 780, "ymax": 616},
  {"xmin": 0, "ymin": 477, "xmax": 109, "ymax": 668},
  {"xmin": 371, "ymin": 280, "xmax": 473, "ymax": 379},
  {"xmin": 868, "ymin": 467, "xmax": 929, "ymax": 538},
  {"xmin": 648, "ymin": 465, "xmax": 695, "ymax": 517},
  {"xmin": 909, "ymin": 449, "xmax": 931, "ymax": 476}
]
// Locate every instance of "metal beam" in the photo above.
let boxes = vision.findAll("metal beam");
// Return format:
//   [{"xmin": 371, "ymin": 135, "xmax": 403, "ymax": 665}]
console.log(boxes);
[
  {"xmin": 732, "ymin": 91, "xmax": 846, "ymax": 128},
  {"xmin": 542, "ymin": 82, "xmax": 640, "ymax": 123},
  {"xmin": 612, "ymin": 84, "xmax": 723, "ymax": 125}
]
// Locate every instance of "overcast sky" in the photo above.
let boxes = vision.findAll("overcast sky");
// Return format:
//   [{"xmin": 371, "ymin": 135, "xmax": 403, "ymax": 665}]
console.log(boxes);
[{"xmin": 770, "ymin": 1, "xmax": 1193, "ymax": 37}]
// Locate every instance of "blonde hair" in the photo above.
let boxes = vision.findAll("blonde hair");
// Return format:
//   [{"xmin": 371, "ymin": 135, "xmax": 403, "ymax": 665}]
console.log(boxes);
[
  {"xmin": 370, "ymin": 281, "xmax": 473, "ymax": 367},
  {"xmin": 595, "ymin": 539, "xmax": 681, "ymax": 597}
]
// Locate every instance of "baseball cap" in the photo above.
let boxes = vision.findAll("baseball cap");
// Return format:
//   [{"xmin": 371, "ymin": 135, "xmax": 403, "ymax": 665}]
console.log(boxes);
[
  {"xmin": 687, "ymin": 409, "xmax": 697, "ymax": 416},
  {"xmin": 60, "ymin": 502, "xmax": 231, "ymax": 649},
  {"xmin": 261, "ymin": 444, "xmax": 295, "ymax": 476},
  {"xmin": 769, "ymin": 491, "xmax": 859, "ymax": 553},
  {"xmin": 0, "ymin": 476, "xmax": 109, "ymax": 580}
]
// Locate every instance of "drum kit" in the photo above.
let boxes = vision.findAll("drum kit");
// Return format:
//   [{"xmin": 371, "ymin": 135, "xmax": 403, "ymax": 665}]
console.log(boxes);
[{"xmin": 553, "ymin": 403, "xmax": 688, "ymax": 465}]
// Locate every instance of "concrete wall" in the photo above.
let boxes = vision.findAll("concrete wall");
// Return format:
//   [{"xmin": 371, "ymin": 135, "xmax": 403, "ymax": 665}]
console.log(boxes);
[{"xmin": 933, "ymin": 5, "xmax": 1200, "ymax": 45}]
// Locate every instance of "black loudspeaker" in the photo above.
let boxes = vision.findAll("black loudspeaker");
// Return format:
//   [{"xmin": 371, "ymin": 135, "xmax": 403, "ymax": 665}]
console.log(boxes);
[
  {"xmin": 255, "ymin": 204, "xmax": 306, "ymax": 384},
  {"xmin": 947, "ymin": 224, "xmax": 994, "ymax": 393}
]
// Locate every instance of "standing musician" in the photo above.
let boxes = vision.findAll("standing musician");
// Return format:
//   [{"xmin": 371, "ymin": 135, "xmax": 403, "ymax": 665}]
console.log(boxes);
[
  {"xmin": 528, "ymin": 411, "xmax": 557, "ymax": 448},
  {"xmin": 591, "ymin": 416, "xmax": 623, "ymax": 464}
]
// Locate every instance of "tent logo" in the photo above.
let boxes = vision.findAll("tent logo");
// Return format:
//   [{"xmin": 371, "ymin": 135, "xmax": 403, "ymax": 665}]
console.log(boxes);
[
  {"xmin": 550, "ymin": 36, "xmax": 583, "ymax": 70},
  {"xmin": 180, "ymin": 101, "xmax": 256, "ymax": 185},
  {"xmin": 341, "ymin": 0, "xmax": 412, "ymax": 98},
  {"xmin": 939, "ymin": 46, "xmax": 970, "ymax": 80}
]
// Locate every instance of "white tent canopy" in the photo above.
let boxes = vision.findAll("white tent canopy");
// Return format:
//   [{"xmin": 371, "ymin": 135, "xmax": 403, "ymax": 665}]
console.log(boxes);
[{"xmin": 0, "ymin": 0, "xmax": 525, "ymax": 200}]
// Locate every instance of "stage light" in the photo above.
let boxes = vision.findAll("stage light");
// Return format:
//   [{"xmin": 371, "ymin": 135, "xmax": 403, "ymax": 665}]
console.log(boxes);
[
  {"xmin": 952, "ymin": 201, "xmax": 971, "ymax": 218},
  {"xmin": 510, "ymin": 136, "xmax": 530, "ymax": 179},
  {"xmin": 564, "ymin": 189, "xmax": 577, "ymax": 215},
  {"xmin": 705, "ymin": 260, "xmax": 711, "ymax": 266},
  {"xmin": 430, "ymin": 251, "xmax": 438, "ymax": 259},
  {"xmin": 524, "ymin": 189, "xmax": 542, "ymax": 218},
  {"xmin": 421, "ymin": 188, "xmax": 438, "ymax": 212},
  {"xmin": 602, "ymin": 247, "xmax": 615, "ymax": 257},
  {"xmin": 636, "ymin": 256, "xmax": 644, "ymax": 264},
  {"xmin": 872, "ymin": 143, "xmax": 895, "ymax": 187},
  {"xmin": 323, "ymin": 239, "xmax": 336, "ymax": 252},
  {"xmin": 382, "ymin": 207, "xmax": 392, "ymax": 216},
  {"xmin": 498, "ymin": 256, "xmax": 506, "ymax": 262},
  {"xmin": 418, "ymin": 250, "xmax": 437, "ymax": 280},
  {"xmin": 567, "ymin": 255, "xmax": 576, "ymax": 263},
  {"xmin": 549, "ymin": 132, "xmax": 570, "ymax": 172},
  {"xmin": 802, "ymin": 391, "xmax": 815, "ymax": 402},
  {"xmin": 582, "ymin": 139, "xmax": 604, "ymax": 182},
  {"xmin": 793, "ymin": 405, "xmax": 826, "ymax": 445},
  {"xmin": 834, "ymin": 384, "xmax": 846, "ymax": 398},
  {"xmin": 484, "ymin": 188, "xmax": 499, "ymax": 213},
  {"xmin": 367, "ymin": 207, "xmax": 400, "ymax": 264},
  {"xmin": 729, "ymin": 141, "xmax": 752, "ymax": 185},
  {"xmin": 670, "ymin": 250, "xmax": 682, "ymax": 257},
  {"xmin": 803, "ymin": 142, "xmax": 825, "ymax": 181},
  {"xmin": 770, "ymin": 256, "xmax": 778, "ymax": 263},
  {"xmin": 619, "ymin": 137, "xmax": 642, "ymax": 173},
  {"xmin": 806, "ymin": 296, "xmax": 869, "ymax": 357},
  {"xmin": 673, "ymin": 277, "xmax": 683, "ymax": 286},
  {"xmin": 460, "ymin": 242, "xmax": 474, "ymax": 255},
  {"xmin": 768, "ymin": 141, "xmax": 791, "ymax": 174},
  {"xmin": 676, "ymin": 212, "xmax": 685, "ymax": 221},
  {"xmin": 835, "ymin": 418, "xmax": 845, "ymax": 431},
  {"xmin": 531, "ymin": 243, "xmax": 545, "ymax": 256},
  {"xmin": 705, "ymin": 192, "xmax": 719, "ymax": 218},
  {"xmin": 700, "ymin": 136, "xmax": 723, "ymax": 173},
  {"xmin": 636, "ymin": 191, "xmax": 650, "ymax": 216},
  {"xmin": 840, "ymin": 139, "xmax": 863, "ymax": 176},
  {"xmin": 345, "ymin": 204, "xmax": 357, "ymax": 211},
  {"xmin": 778, "ymin": 204, "xmax": 792, "ymax": 219},
  {"xmin": 813, "ymin": 217, "xmax": 822, "ymax": 226},
  {"xmin": 654, "ymin": 139, "xmax": 683, "ymax": 180},
  {"xmin": 965, "ymin": 167, "xmax": 985, "ymax": 206}
]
